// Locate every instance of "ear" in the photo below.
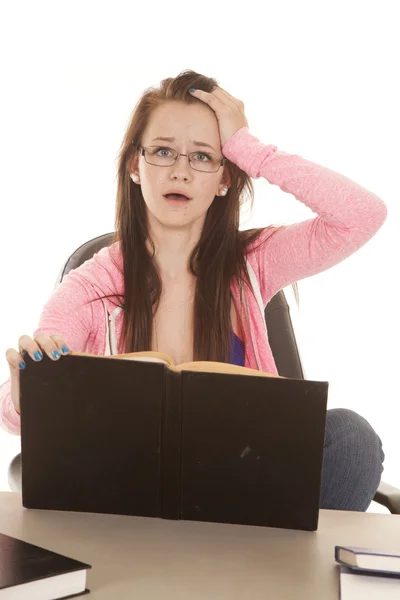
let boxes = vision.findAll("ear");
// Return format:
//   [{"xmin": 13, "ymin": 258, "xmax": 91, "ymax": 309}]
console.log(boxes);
[
  {"xmin": 127, "ymin": 152, "xmax": 141, "ymax": 185},
  {"xmin": 222, "ymin": 162, "xmax": 232, "ymax": 186},
  {"xmin": 128, "ymin": 148, "xmax": 140, "ymax": 176},
  {"xmin": 217, "ymin": 164, "xmax": 231, "ymax": 195}
]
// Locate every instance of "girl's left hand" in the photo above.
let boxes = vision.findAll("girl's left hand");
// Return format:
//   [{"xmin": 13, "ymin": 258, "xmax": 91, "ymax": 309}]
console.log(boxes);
[{"xmin": 189, "ymin": 86, "xmax": 249, "ymax": 147}]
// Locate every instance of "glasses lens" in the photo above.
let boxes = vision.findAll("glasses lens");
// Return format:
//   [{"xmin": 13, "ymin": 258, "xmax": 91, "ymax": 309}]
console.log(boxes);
[
  {"xmin": 145, "ymin": 147, "xmax": 176, "ymax": 167},
  {"xmin": 190, "ymin": 152, "xmax": 220, "ymax": 172}
]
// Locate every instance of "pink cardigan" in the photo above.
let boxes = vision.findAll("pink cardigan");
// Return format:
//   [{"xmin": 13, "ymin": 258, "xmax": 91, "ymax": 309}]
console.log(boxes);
[{"xmin": 0, "ymin": 127, "xmax": 388, "ymax": 435}]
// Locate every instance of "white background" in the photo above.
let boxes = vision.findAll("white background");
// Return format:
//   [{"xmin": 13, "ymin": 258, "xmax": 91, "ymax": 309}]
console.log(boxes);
[{"xmin": 0, "ymin": 1, "xmax": 398, "ymax": 513}]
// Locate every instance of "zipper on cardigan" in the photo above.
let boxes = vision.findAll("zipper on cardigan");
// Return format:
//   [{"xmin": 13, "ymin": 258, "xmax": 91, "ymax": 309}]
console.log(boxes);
[
  {"xmin": 108, "ymin": 306, "xmax": 124, "ymax": 355},
  {"xmin": 240, "ymin": 279, "xmax": 261, "ymax": 371},
  {"xmin": 108, "ymin": 314, "xmax": 113, "ymax": 355}
]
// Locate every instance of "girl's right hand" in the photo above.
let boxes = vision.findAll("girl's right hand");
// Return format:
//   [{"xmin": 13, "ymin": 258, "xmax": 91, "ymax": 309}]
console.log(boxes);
[{"xmin": 5, "ymin": 334, "xmax": 70, "ymax": 414}]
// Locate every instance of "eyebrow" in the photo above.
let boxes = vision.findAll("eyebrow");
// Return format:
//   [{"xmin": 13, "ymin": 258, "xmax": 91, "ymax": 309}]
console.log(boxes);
[{"xmin": 151, "ymin": 136, "xmax": 216, "ymax": 151}]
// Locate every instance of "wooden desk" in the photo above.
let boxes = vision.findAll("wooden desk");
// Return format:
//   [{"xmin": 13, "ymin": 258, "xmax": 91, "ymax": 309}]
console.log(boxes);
[{"xmin": 0, "ymin": 492, "xmax": 399, "ymax": 599}]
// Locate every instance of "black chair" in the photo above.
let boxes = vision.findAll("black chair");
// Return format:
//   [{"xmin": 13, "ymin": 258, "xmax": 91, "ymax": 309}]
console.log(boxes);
[{"xmin": 8, "ymin": 233, "xmax": 400, "ymax": 514}]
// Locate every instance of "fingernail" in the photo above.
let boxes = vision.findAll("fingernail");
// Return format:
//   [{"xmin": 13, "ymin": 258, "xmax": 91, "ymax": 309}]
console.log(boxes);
[
  {"xmin": 61, "ymin": 346, "xmax": 70, "ymax": 354},
  {"xmin": 19, "ymin": 361, "xmax": 26, "ymax": 369},
  {"xmin": 34, "ymin": 351, "xmax": 43, "ymax": 361},
  {"xmin": 189, "ymin": 88, "xmax": 196, "ymax": 93},
  {"xmin": 52, "ymin": 350, "xmax": 61, "ymax": 359}
]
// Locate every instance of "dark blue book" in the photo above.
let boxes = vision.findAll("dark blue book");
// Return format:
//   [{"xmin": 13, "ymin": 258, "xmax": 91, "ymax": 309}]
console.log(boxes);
[
  {"xmin": 0, "ymin": 532, "xmax": 91, "ymax": 598},
  {"xmin": 335, "ymin": 545, "xmax": 400, "ymax": 574}
]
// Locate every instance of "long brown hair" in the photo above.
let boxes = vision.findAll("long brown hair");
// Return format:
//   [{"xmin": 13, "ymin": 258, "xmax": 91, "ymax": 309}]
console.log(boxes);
[{"xmin": 100, "ymin": 69, "xmax": 298, "ymax": 362}]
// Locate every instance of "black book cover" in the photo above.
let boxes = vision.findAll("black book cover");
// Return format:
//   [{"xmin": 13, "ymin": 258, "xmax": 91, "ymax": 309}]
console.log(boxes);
[
  {"xmin": 20, "ymin": 352, "xmax": 328, "ymax": 530},
  {"xmin": 0, "ymin": 532, "xmax": 91, "ymax": 596}
]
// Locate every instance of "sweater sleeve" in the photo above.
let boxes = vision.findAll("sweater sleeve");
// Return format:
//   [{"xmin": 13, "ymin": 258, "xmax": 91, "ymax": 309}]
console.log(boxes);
[
  {"xmin": 222, "ymin": 127, "xmax": 388, "ymax": 304},
  {"xmin": 0, "ymin": 269, "xmax": 96, "ymax": 435}
]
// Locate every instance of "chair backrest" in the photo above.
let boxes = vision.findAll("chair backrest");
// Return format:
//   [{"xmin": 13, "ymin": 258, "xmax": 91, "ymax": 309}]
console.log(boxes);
[{"xmin": 58, "ymin": 233, "xmax": 305, "ymax": 380}]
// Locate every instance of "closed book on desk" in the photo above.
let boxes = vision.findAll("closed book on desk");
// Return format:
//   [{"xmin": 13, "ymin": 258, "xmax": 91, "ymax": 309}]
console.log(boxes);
[
  {"xmin": 339, "ymin": 566, "xmax": 400, "ymax": 599},
  {"xmin": 335, "ymin": 545, "xmax": 400, "ymax": 575},
  {"xmin": 0, "ymin": 532, "xmax": 91, "ymax": 599},
  {"xmin": 20, "ymin": 350, "xmax": 329, "ymax": 531}
]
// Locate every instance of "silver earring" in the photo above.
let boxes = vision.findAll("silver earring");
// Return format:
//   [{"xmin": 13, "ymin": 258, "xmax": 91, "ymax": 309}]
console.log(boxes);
[{"xmin": 130, "ymin": 173, "xmax": 140, "ymax": 183}]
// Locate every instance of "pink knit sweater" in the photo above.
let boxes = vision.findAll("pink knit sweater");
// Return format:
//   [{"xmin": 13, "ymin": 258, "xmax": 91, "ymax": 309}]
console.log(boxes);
[{"xmin": 0, "ymin": 127, "xmax": 388, "ymax": 435}]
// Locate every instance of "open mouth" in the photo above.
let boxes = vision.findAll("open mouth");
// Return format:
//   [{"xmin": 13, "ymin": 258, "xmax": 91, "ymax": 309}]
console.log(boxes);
[{"xmin": 164, "ymin": 193, "xmax": 191, "ymax": 201}]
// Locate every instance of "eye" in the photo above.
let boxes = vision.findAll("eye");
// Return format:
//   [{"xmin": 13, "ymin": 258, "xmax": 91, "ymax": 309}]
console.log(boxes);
[
  {"xmin": 154, "ymin": 146, "xmax": 173, "ymax": 156},
  {"xmin": 194, "ymin": 152, "xmax": 212, "ymax": 162}
]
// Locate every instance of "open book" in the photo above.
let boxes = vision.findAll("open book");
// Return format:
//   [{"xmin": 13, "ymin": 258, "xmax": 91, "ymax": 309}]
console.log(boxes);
[
  {"xmin": 19, "ymin": 349, "xmax": 328, "ymax": 531},
  {"xmin": 70, "ymin": 349, "xmax": 285, "ymax": 378}
]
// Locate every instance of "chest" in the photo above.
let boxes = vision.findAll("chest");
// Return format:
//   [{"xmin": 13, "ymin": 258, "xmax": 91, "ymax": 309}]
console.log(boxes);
[{"xmin": 151, "ymin": 278, "xmax": 243, "ymax": 364}]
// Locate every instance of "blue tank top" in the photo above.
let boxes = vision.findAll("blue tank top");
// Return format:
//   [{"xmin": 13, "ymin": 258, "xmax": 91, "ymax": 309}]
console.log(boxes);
[{"xmin": 228, "ymin": 328, "xmax": 245, "ymax": 367}]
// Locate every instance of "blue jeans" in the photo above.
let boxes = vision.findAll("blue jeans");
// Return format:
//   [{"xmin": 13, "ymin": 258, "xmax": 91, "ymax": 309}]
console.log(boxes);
[{"xmin": 320, "ymin": 408, "xmax": 385, "ymax": 511}]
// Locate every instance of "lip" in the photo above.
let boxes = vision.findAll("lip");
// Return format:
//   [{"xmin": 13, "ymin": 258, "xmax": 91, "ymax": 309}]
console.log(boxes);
[
  {"xmin": 163, "ymin": 189, "xmax": 192, "ymax": 200},
  {"xmin": 163, "ymin": 195, "xmax": 191, "ymax": 207}
]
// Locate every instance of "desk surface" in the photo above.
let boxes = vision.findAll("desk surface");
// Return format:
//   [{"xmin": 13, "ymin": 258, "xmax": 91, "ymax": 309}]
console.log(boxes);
[{"xmin": 0, "ymin": 492, "xmax": 399, "ymax": 599}]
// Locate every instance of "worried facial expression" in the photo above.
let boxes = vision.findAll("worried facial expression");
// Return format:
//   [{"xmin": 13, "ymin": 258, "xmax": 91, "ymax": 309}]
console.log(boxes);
[{"xmin": 131, "ymin": 101, "xmax": 230, "ymax": 230}]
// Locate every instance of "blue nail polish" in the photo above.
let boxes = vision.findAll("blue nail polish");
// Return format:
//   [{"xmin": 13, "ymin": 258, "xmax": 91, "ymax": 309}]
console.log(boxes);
[
  {"xmin": 52, "ymin": 350, "xmax": 60, "ymax": 359},
  {"xmin": 189, "ymin": 88, "xmax": 195, "ymax": 93},
  {"xmin": 19, "ymin": 361, "xmax": 26, "ymax": 369},
  {"xmin": 34, "ymin": 351, "xmax": 43, "ymax": 361},
  {"xmin": 61, "ymin": 346, "xmax": 70, "ymax": 354}
]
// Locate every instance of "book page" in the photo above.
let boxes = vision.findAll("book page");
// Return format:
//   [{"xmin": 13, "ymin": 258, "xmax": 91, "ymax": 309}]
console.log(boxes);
[
  {"xmin": 69, "ymin": 352, "xmax": 284, "ymax": 378},
  {"xmin": 173, "ymin": 360, "xmax": 284, "ymax": 378},
  {"xmin": 70, "ymin": 350, "xmax": 175, "ymax": 367}
]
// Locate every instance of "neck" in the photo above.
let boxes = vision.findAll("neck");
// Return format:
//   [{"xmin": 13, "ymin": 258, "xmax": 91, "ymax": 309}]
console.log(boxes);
[{"xmin": 147, "ymin": 224, "xmax": 201, "ymax": 280}]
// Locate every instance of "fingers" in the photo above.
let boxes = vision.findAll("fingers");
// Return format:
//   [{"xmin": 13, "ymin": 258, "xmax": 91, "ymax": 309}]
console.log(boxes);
[
  {"xmin": 20, "ymin": 333, "xmax": 70, "ymax": 361},
  {"xmin": 212, "ymin": 86, "xmax": 239, "ymax": 104},
  {"xmin": 189, "ymin": 88, "xmax": 225, "ymax": 110},
  {"xmin": 5, "ymin": 348, "xmax": 25, "ymax": 373},
  {"xmin": 190, "ymin": 87, "xmax": 243, "ymax": 112},
  {"xmin": 211, "ymin": 86, "xmax": 245, "ymax": 110},
  {"xmin": 5, "ymin": 333, "xmax": 70, "ymax": 372}
]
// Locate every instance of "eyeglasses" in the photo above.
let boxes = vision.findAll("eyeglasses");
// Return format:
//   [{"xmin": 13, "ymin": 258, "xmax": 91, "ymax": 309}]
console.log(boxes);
[{"xmin": 138, "ymin": 145, "xmax": 226, "ymax": 173}]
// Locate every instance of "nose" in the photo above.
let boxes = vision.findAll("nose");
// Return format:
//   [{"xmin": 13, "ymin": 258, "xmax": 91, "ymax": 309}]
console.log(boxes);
[{"xmin": 169, "ymin": 153, "xmax": 193, "ymax": 179}]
